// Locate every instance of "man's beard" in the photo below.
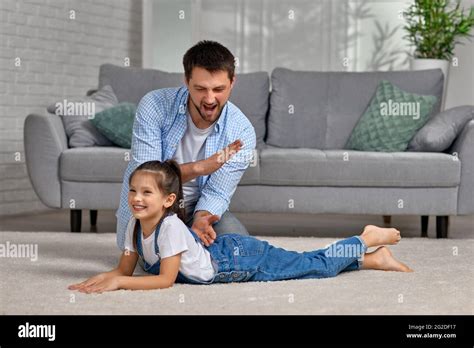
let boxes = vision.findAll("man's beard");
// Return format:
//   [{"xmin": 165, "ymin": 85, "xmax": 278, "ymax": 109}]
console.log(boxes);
[{"xmin": 190, "ymin": 97, "xmax": 223, "ymax": 123}]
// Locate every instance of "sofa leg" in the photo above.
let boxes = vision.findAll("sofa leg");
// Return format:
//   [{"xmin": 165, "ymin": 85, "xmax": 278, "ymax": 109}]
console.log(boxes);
[
  {"xmin": 436, "ymin": 216, "xmax": 449, "ymax": 238},
  {"xmin": 421, "ymin": 215, "xmax": 429, "ymax": 237},
  {"xmin": 90, "ymin": 210, "xmax": 98, "ymax": 226},
  {"xmin": 71, "ymin": 209, "xmax": 82, "ymax": 233},
  {"xmin": 382, "ymin": 215, "xmax": 391, "ymax": 226}
]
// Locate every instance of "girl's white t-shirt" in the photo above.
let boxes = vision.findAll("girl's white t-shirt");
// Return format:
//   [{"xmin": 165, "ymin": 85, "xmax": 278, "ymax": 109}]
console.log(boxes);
[{"xmin": 124, "ymin": 213, "xmax": 216, "ymax": 282}]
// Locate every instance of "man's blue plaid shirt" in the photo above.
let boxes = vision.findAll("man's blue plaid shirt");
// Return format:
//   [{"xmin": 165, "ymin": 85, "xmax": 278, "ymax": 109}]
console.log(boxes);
[{"xmin": 115, "ymin": 86, "xmax": 256, "ymax": 250}]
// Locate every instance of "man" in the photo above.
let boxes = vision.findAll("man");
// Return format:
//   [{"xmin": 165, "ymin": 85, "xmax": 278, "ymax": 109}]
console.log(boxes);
[{"xmin": 116, "ymin": 40, "xmax": 256, "ymax": 250}]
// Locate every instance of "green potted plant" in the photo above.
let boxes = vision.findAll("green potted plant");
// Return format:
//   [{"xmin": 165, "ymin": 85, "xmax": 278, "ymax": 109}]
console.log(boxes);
[{"xmin": 404, "ymin": 0, "xmax": 474, "ymax": 109}]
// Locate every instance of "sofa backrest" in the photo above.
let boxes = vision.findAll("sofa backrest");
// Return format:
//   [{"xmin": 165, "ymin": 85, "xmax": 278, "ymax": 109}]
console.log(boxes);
[
  {"xmin": 266, "ymin": 67, "xmax": 444, "ymax": 149},
  {"xmin": 98, "ymin": 64, "xmax": 269, "ymax": 146},
  {"xmin": 98, "ymin": 64, "xmax": 183, "ymax": 104}
]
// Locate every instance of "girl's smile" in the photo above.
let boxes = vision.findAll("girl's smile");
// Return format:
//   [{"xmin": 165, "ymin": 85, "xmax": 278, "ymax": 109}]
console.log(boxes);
[
  {"xmin": 131, "ymin": 204, "xmax": 147, "ymax": 212},
  {"xmin": 128, "ymin": 172, "xmax": 165, "ymax": 220},
  {"xmin": 127, "ymin": 170, "xmax": 177, "ymax": 236}
]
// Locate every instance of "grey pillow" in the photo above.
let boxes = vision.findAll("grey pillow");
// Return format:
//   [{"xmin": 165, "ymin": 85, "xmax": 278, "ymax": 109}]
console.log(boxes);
[
  {"xmin": 48, "ymin": 85, "xmax": 119, "ymax": 147},
  {"xmin": 408, "ymin": 105, "xmax": 474, "ymax": 152}
]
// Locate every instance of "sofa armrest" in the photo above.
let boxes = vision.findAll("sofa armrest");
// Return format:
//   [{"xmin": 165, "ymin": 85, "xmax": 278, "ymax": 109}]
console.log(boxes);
[
  {"xmin": 448, "ymin": 119, "xmax": 474, "ymax": 214},
  {"xmin": 24, "ymin": 113, "xmax": 68, "ymax": 208}
]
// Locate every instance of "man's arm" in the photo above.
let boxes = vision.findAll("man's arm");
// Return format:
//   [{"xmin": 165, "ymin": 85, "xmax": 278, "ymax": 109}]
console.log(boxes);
[
  {"xmin": 180, "ymin": 162, "xmax": 202, "ymax": 184},
  {"xmin": 192, "ymin": 125, "xmax": 256, "ymax": 243},
  {"xmin": 195, "ymin": 126, "xmax": 256, "ymax": 217},
  {"xmin": 180, "ymin": 139, "xmax": 243, "ymax": 183}
]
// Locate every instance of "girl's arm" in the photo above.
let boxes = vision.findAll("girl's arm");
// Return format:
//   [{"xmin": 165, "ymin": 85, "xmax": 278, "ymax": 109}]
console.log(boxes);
[
  {"xmin": 68, "ymin": 250, "xmax": 138, "ymax": 292},
  {"xmin": 118, "ymin": 253, "xmax": 182, "ymax": 290},
  {"xmin": 114, "ymin": 249, "xmax": 139, "ymax": 276}
]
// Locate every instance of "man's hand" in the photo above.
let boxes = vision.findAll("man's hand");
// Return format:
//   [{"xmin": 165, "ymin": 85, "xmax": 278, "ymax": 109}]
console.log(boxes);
[
  {"xmin": 198, "ymin": 139, "xmax": 243, "ymax": 176},
  {"xmin": 180, "ymin": 139, "xmax": 243, "ymax": 183},
  {"xmin": 191, "ymin": 213, "xmax": 220, "ymax": 246}
]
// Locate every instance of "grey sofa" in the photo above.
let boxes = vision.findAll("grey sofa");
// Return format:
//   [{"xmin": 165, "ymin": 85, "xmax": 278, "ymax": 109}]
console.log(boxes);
[{"xmin": 24, "ymin": 64, "xmax": 474, "ymax": 238}]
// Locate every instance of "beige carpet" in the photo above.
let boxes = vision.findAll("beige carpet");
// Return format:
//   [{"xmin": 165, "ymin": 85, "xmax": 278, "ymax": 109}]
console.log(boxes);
[{"xmin": 0, "ymin": 231, "xmax": 473, "ymax": 315}]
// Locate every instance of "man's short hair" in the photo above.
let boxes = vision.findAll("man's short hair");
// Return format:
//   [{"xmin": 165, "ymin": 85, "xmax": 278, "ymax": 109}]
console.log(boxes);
[{"xmin": 183, "ymin": 40, "xmax": 235, "ymax": 82}]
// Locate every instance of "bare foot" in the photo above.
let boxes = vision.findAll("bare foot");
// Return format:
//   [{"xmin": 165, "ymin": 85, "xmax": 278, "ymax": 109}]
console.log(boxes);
[
  {"xmin": 361, "ymin": 224, "xmax": 401, "ymax": 247},
  {"xmin": 362, "ymin": 246, "xmax": 413, "ymax": 272}
]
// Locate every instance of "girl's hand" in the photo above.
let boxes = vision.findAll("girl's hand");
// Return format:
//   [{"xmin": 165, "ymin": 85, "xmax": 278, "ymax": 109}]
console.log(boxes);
[
  {"xmin": 78, "ymin": 276, "xmax": 121, "ymax": 294},
  {"xmin": 68, "ymin": 272, "xmax": 118, "ymax": 293},
  {"xmin": 69, "ymin": 273, "xmax": 121, "ymax": 294}
]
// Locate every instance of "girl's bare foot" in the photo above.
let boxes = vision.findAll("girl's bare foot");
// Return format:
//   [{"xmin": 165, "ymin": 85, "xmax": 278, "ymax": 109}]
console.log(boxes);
[
  {"xmin": 361, "ymin": 224, "xmax": 401, "ymax": 247},
  {"xmin": 362, "ymin": 246, "xmax": 413, "ymax": 272}
]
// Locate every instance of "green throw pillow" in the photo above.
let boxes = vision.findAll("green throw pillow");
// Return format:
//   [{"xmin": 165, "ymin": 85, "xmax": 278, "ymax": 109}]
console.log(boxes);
[
  {"xmin": 345, "ymin": 80, "xmax": 437, "ymax": 152},
  {"xmin": 89, "ymin": 103, "xmax": 136, "ymax": 148}
]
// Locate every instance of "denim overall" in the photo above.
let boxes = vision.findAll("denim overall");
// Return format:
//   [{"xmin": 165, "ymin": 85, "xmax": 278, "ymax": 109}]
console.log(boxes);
[
  {"xmin": 136, "ymin": 217, "xmax": 368, "ymax": 284},
  {"xmin": 135, "ymin": 217, "xmax": 205, "ymax": 284}
]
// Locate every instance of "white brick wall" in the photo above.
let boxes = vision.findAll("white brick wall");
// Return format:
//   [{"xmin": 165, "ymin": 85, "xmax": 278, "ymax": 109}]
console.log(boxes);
[{"xmin": 0, "ymin": 0, "xmax": 142, "ymax": 216}]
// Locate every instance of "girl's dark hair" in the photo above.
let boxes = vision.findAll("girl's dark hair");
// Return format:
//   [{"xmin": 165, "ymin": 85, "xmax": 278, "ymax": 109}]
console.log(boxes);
[
  {"xmin": 128, "ymin": 160, "xmax": 185, "ymax": 249},
  {"xmin": 183, "ymin": 40, "xmax": 235, "ymax": 82}
]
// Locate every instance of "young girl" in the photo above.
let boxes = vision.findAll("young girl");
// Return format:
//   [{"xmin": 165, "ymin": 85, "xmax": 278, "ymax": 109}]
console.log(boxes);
[{"xmin": 69, "ymin": 160, "xmax": 413, "ymax": 293}]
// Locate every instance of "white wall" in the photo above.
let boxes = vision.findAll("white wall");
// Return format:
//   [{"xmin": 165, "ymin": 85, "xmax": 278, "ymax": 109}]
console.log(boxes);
[
  {"xmin": 143, "ymin": 0, "xmax": 193, "ymax": 71},
  {"xmin": 144, "ymin": 0, "xmax": 414, "ymax": 72},
  {"xmin": 0, "ymin": 0, "xmax": 142, "ymax": 216}
]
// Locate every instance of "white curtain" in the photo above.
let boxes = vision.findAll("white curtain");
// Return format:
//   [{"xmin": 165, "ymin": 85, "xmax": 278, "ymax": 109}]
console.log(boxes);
[{"xmin": 143, "ymin": 0, "xmax": 412, "ymax": 73}]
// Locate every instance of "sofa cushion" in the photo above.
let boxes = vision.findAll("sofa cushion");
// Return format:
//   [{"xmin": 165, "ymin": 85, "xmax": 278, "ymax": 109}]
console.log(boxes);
[
  {"xmin": 229, "ymin": 72, "xmax": 269, "ymax": 147},
  {"xmin": 239, "ymin": 149, "xmax": 260, "ymax": 185},
  {"xmin": 90, "ymin": 103, "xmax": 137, "ymax": 148},
  {"xmin": 259, "ymin": 148, "xmax": 460, "ymax": 187},
  {"xmin": 98, "ymin": 64, "xmax": 269, "ymax": 147},
  {"xmin": 60, "ymin": 147, "xmax": 130, "ymax": 182},
  {"xmin": 267, "ymin": 68, "xmax": 329, "ymax": 149},
  {"xmin": 51, "ymin": 85, "xmax": 118, "ymax": 147},
  {"xmin": 266, "ymin": 68, "xmax": 443, "ymax": 149},
  {"xmin": 408, "ymin": 105, "xmax": 474, "ymax": 152},
  {"xmin": 345, "ymin": 80, "xmax": 437, "ymax": 152},
  {"xmin": 60, "ymin": 146, "xmax": 261, "ymax": 185}
]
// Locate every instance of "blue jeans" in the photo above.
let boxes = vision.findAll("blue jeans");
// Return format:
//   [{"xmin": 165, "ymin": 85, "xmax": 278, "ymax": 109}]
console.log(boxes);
[{"xmin": 205, "ymin": 234, "xmax": 368, "ymax": 283}]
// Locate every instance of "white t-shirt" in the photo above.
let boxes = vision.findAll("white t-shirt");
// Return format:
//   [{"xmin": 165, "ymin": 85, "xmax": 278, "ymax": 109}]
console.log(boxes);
[
  {"xmin": 124, "ymin": 214, "xmax": 216, "ymax": 282},
  {"xmin": 172, "ymin": 112, "xmax": 215, "ymax": 212}
]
